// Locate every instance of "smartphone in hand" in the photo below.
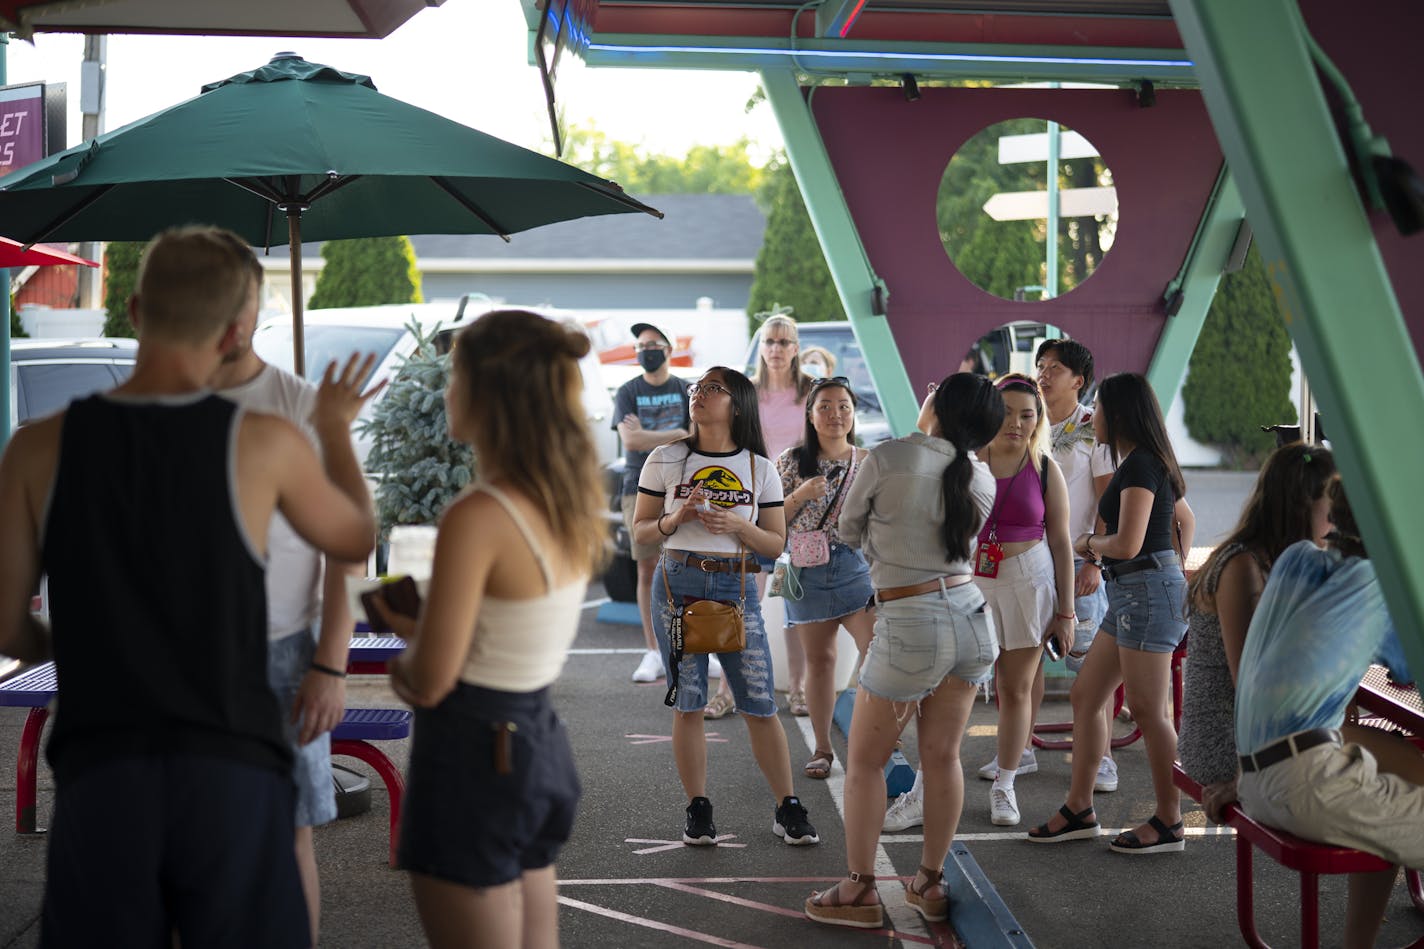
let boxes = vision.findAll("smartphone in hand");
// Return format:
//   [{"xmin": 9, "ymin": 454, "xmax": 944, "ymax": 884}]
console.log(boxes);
[{"xmin": 1043, "ymin": 634, "xmax": 1064, "ymax": 662}]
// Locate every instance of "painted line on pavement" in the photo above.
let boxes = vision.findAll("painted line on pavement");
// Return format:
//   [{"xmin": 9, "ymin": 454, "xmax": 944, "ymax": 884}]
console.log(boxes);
[
  {"xmin": 568, "ymin": 647, "xmax": 647, "ymax": 655},
  {"xmin": 581, "ymin": 597, "xmax": 611, "ymax": 610},
  {"xmin": 557, "ymin": 895, "xmax": 760, "ymax": 948}
]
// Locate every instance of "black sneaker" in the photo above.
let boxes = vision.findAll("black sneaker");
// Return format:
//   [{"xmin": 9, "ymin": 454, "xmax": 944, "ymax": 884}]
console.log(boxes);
[
  {"xmin": 774, "ymin": 796, "xmax": 820, "ymax": 845},
  {"xmin": 684, "ymin": 796, "xmax": 717, "ymax": 845}
]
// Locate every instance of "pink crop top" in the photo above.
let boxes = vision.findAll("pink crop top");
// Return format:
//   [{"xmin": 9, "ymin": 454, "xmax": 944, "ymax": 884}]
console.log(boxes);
[{"xmin": 977, "ymin": 456, "xmax": 1045, "ymax": 544}]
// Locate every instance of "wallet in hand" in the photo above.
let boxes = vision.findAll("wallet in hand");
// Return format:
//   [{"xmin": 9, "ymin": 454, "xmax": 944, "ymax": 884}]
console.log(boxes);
[{"xmin": 361, "ymin": 575, "xmax": 422, "ymax": 633}]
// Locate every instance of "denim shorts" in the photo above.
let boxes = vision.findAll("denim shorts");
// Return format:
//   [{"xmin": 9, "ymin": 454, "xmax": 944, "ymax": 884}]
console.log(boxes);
[
  {"xmin": 1065, "ymin": 557, "xmax": 1109, "ymax": 673},
  {"xmin": 653, "ymin": 553, "xmax": 778, "ymax": 717},
  {"xmin": 1099, "ymin": 553, "xmax": 1188, "ymax": 654},
  {"xmin": 859, "ymin": 580, "xmax": 998, "ymax": 702},
  {"xmin": 266, "ymin": 627, "xmax": 337, "ymax": 828},
  {"xmin": 784, "ymin": 543, "xmax": 874, "ymax": 626},
  {"xmin": 399, "ymin": 683, "xmax": 580, "ymax": 888}
]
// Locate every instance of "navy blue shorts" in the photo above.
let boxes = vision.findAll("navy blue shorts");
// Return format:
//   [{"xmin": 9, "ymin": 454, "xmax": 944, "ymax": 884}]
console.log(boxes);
[
  {"xmin": 41, "ymin": 754, "xmax": 308, "ymax": 949},
  {"xmin": 399, "ymin": 682, "xmax": 581, "ymax": 888}
]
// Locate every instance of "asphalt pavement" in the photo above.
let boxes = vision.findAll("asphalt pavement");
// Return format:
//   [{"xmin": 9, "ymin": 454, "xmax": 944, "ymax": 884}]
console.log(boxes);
[{"xmin": 6, "ymin": 468, "xmax": 1424, "ymax": 947}]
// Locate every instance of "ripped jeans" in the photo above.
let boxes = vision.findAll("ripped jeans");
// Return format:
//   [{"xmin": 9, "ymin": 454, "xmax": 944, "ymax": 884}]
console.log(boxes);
[{"xmin": 652, "ymin": 553, "xmax": 778, "ymax": 717}]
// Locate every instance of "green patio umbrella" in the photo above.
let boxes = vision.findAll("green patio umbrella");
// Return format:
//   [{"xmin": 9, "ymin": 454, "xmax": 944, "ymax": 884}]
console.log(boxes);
[{"xmin": 0, "ymin": 53, "xmax": 661, "ymax": 374}]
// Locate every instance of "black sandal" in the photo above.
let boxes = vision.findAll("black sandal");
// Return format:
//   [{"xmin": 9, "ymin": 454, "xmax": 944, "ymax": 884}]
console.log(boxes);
[
  {"xmin": 1110, "ymin": 815, "xmax": 1185, "ymax": 854},
  {"xmin": 1026, "ymin": 804, "xmax": 1101, "ymax": 843}
]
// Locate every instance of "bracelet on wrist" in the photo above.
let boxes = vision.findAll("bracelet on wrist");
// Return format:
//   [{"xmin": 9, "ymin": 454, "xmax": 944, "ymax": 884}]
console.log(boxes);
[
  {"xmin": 657, "ymin": 512, "xmax": 675, "ymax": 536},
  {"xmin": 1055, "ymin": 612, "xmax": 1076, "ymax": 621},
  {"xmin": 309, "ymin": 660, "xmax": 347, "ymax": 679}
]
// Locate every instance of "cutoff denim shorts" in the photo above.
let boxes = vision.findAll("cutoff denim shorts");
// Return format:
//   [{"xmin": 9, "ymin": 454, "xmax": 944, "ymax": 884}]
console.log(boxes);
[
  {"xmin": 859, "ymin": 580, "xmax": 999, "ymax": 702},
  {"xmin": 1099, "ymin": 551, "xmax": 1187, "ymax": 654},
  {"xmin": 1065, "ymin": 557, "xmax": 1109, "ymax": 673},
  {"xmin": 653, "ymin": 552, "xmax": 778, "ymax": 717},
  {"xmin": 266, "ymin": 626, "xmax": 337, "ymax": 827},
  {"xmin": 784, "ymin": 543, "xmax": 874, "ymax": 626}
]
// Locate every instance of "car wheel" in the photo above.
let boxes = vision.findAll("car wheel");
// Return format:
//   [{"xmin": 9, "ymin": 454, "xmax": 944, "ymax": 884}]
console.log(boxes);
[{"xmin": 603, "ymin": 553, "xmax": 638, "ymax": 603}]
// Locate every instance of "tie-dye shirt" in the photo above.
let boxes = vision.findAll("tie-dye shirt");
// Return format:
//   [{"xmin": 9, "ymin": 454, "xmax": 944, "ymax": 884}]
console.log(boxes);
[{"xmin": 1235, "ymin": 540, "xmax": 1413, "ymax": 756}]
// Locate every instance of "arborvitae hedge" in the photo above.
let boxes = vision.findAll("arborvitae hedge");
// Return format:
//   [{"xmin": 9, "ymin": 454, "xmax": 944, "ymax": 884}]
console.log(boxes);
[
  {"xmin": 746, "ymin": 160, "xmax": 846, "ymax": 333},
  {"xmin": 308, "ymin": 236, "xmax": 423, "ymax": 310},
  {"xmin": 1182, "ymin": 244, "xmax": 1296, "ymax": 466},
  {"xmin": 102, "ymin": 241, "xmax": 146, "ymax": 338}
]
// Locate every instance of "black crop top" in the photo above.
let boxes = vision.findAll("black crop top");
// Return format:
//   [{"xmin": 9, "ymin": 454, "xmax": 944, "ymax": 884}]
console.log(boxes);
[{"xmin": 1097, "ymin": 449, "xmax": 1178, "ymax": 564}]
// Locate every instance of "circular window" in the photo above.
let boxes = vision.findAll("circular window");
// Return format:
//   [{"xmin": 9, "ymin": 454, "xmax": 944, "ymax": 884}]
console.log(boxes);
[{"xmin": 939, "ymin": 118, "xmax": 1118, "ymax": 301}]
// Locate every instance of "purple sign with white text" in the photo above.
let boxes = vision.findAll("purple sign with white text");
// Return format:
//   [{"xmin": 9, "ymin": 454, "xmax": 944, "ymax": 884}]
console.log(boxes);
[{"xmin": 0, "ymin": 83, "xmax": 65, "ymax": 179}]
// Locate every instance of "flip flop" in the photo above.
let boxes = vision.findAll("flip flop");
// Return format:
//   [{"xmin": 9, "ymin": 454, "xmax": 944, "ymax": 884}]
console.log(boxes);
[{"xmin": 804, "ymin": 748, "xmax": 834, "ymax": 780}]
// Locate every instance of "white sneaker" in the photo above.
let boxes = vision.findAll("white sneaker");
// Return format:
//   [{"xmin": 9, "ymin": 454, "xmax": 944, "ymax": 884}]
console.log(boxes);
[
  {"xmin": 1095, "ymin": 756, "xmax": 1119, "ymax": 793},
  {"xmin": 883, "ymin": 788, "xmax": 924, "ymax": 832},
  {"xmin": 990, "ymin": 786, "xmax": 1020, "ymax": 826},
  {"xmin": 708, "ymin": 654, "xmax": 724, "ymax": 679},
  {"xmin": 631, "ymin": 649, "xmax": 664, "ymax": 683},
  {"xmin": 977, "ymin": 748, "xmax": 1038, "ymax": 781}
]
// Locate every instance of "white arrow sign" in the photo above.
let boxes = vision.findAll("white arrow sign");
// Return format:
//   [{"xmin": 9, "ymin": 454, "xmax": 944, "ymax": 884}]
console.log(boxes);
[
  {"xmin": 998, "ymin": 131, "xmax": 1100, "ymax": 165},
  {"xmin": 982, "ymin": 186, "xmax": 1118, "ymax": 222}
]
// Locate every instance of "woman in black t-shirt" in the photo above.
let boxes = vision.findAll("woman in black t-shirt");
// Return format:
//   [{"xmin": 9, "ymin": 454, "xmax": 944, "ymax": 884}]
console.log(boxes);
[{"xmin": 1028, "ymin": 372, "xmax": 1195, "ymax": 854}]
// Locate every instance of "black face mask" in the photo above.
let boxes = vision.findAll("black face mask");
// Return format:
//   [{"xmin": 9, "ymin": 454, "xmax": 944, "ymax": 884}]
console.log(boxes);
[{"xmin": 638, "ymin": 348, "xmax": 668, "ymax": 373}]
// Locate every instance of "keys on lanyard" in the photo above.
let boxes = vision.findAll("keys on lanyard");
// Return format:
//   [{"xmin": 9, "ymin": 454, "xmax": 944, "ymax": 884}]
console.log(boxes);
[{"xmin": 974, "ymin": 531, "xmax": 1005, "ymax": 579}]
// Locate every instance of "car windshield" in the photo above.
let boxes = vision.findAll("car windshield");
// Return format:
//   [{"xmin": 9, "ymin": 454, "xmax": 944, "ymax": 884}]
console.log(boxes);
[{"xmin": 253, "ymin": 324, "xmax": 406, "ymax": 386}]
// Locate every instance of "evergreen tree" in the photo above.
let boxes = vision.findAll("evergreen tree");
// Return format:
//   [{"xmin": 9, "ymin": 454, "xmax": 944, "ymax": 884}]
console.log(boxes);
[
  {"xmin": 560, "ymin": 124, "xmax": 763, "ymax": 195},
  {"xmin": 308, "ymin": 236, "xmax": 423, "ymax": 310},
  {"xmin": 1182, "ymin": 244, "xmax": 1297, "ymax": 466},
  {"xmin": 746, "ymin": 158, "xmax": 846, "ymax": 330},
  {"xmin": 359, "ymin": 320, "xmax": 474, "ymax": 536},
  {"xmin": 102, "ymin": 241, "xmax": 146, "ymax": 338}
]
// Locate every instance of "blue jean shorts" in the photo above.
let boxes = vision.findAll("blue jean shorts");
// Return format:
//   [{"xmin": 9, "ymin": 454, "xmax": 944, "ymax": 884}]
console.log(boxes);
[
  {"xmin": 1099, "ymin": 553, "xmax": 1188, "ymax": 654},
  {"xmin": 266, "ymin": 627, "xmax": 337, "ymax": 828},
  {"xmin": 784, "ymin": 543, "xmax": 874, "ymax": 626},
  {"xmin": 653, "ymin": 553, "xmax": 778, "ymax": 717},
  {"xmin": 1065, "ymin": 557, "xmax": 1110, "ymax": 673},
  {"xmin": 859, "ymin": 580, "xmax": 999, "ymax": 702}
]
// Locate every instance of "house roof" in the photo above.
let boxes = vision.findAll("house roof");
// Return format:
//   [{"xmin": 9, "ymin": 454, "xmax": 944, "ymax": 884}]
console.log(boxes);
[{"xmin": 262, "ymin": 193, "xmax": 765, "ymax": 266}]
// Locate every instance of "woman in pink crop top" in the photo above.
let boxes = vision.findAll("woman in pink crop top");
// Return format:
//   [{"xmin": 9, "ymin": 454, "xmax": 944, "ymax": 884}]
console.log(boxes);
[{"xmin": 973, "ymin": 374, "xmax": 1075, "ymax": 828}]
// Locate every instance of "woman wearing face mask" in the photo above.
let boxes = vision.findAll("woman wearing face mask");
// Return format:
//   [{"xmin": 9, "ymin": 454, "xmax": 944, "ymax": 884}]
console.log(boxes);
[{"xmin": 776, "ymin": 376, "xmax": 877, "ymax": 781}]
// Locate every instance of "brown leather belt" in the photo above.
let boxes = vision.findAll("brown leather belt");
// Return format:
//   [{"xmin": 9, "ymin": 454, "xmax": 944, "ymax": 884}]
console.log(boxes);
[
  {"xmin": 875, "ymin": 575, "xmax": 973, "ymax": 603},
  {"xmin": 665, "ymin": 550, "xmax": 762, "ymax": 574},
  {"xmin": 1239, "ymin": 728, "xmax": 1340, "ymax": 774}
]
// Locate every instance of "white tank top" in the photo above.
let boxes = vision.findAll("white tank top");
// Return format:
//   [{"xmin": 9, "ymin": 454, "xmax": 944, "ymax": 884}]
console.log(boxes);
[{"xmin": 458, "ymin": 483, "xmax": 587, "ymax": 692}]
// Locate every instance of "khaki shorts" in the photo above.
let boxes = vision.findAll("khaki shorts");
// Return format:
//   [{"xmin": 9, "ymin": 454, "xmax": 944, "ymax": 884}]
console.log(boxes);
[
  {"xmin": 1238, "ymin": 739, "xmax": 1424, "ymax": 869},
  {"xmin": 621, "ymin": 494, "xmax": 663, "ymax": 562}
]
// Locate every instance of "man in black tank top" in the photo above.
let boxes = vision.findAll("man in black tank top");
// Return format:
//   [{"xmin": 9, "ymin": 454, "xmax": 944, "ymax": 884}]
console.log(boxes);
[{"xmin": 0, "ymin": 226, "xmax": 381, "ymax": 948}]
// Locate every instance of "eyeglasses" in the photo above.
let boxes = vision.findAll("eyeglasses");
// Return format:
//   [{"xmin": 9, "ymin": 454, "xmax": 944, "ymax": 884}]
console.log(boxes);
[
  {"xmin": 687, "ymin": 382, "xmax": 731, "ymax": 397},
  {"xmin": 762, "ymin": 338, "xmax": 796, "ymax": 349},
  {"xmin": 634, "ymin": 341, "xmax": 670, "ymax": 352}
]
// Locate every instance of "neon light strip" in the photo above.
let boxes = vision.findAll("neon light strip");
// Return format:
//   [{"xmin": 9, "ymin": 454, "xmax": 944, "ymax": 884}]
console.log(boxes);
[
  {"xmin": 587, "ymin": 41, "xmax": 1193, "ymax": 69},
  {"xmin": 838, "ymin": 0, "xmax": 870, "ymax": 39}
]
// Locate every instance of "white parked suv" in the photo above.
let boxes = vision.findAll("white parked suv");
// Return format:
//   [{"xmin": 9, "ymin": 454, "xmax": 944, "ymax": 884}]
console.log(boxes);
[{"xmin": 251, "ymin": 296, "xmax": 617, "ymax": 469}]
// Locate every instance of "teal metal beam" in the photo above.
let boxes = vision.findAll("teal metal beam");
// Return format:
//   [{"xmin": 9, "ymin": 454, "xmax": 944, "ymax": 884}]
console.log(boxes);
[
  {"xmin": 815, "ymin": 1, "xmax": 868, "ymax": 39},
  {"xmin": 587, "ymin": 35, "xmax": 1196, "ymax": 86},
  {"xmin": 759, "ymin": 67, "xmax": 918, "ymax": 436},
  {"xmin": 1170, "ymin": 0, "xmax": 1424, "ymax": 674},
  {"xmin": 1145, "ymin": 165, "xmax": 1244, "ymax": 411}
]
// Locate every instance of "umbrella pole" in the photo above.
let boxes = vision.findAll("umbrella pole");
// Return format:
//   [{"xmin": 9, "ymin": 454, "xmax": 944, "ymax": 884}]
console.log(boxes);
[{"xmin": 287, "ymin": 207, "xmax": 305, "ymax": 377}]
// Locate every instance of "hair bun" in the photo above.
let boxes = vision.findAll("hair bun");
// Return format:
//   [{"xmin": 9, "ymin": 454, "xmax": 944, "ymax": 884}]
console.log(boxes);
[{"xmin": 561, "ymin": 325, "xmax": 592, "ymax": 360}]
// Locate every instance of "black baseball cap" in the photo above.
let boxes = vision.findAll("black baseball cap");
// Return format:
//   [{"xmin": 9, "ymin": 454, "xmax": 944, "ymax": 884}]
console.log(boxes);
[{"xmin": 630, "ymin": 322, "xmax": 671, "ymax": 347}]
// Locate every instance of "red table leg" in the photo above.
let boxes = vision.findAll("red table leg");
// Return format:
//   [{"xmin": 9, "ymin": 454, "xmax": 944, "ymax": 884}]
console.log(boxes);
[{"xmin": 17, "ymin": 706, "xmax": 48, "ymax": 834}]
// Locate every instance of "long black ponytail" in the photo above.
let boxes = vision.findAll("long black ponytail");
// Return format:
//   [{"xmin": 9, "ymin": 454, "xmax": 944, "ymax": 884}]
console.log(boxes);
[{"xmin": 933, "ymin": 373, "xmax": 1005, "ymax": 560}]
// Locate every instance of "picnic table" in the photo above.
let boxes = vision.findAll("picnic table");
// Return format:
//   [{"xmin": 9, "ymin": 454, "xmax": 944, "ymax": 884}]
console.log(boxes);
[{"xmin": 1353, "ymin": 664, "xmax": 1424, "ymax": 735}]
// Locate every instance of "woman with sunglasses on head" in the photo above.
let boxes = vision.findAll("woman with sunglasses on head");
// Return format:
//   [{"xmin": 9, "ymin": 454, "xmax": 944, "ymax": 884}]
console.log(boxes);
[
  {"xmin": 1028, "ymin": 372, "xmax": 1195, "ymax": 854},
  {"xmin": 805, "ymin": 373, "xmax": 1004, "ymax": 930},
  {"xmin": 776, "ymin": 376, "xmax": 878, "ymax": 782},
  {"xmin": 378, "ymin": 311, "xmax": 602, "ymax": 949},
  {"xmin": 632, "ymin": 367, "xmax": 820, "ymax": 850}
]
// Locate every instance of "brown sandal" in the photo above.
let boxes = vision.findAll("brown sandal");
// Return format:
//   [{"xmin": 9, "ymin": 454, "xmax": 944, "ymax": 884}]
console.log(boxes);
[
  {"xmin": 804, "ymin": 748, "xmax": 834, "ymax": 780},
  {"xmin": 804, "ymin": 871, "xmax": 882, "ymax": 929},
  {"xmin": 905, "ymin": 865, "xmax": 948, "ymax": 922}
]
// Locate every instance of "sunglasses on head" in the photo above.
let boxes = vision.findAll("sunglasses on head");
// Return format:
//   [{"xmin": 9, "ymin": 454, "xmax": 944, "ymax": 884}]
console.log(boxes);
[{"xmin": 809, "ymin": 375, "xmax": 852, "ymax": 389}]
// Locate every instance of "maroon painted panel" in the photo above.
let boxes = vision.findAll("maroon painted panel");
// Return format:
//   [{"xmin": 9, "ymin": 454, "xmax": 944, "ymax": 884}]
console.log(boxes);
[
  {"xmin": 813, "ymin": 86, "xmax": 1223, "ymax": 388},
  {"xmin": 1302, "ymin": 0, "xmax": 1424, "ymax": 360}
]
